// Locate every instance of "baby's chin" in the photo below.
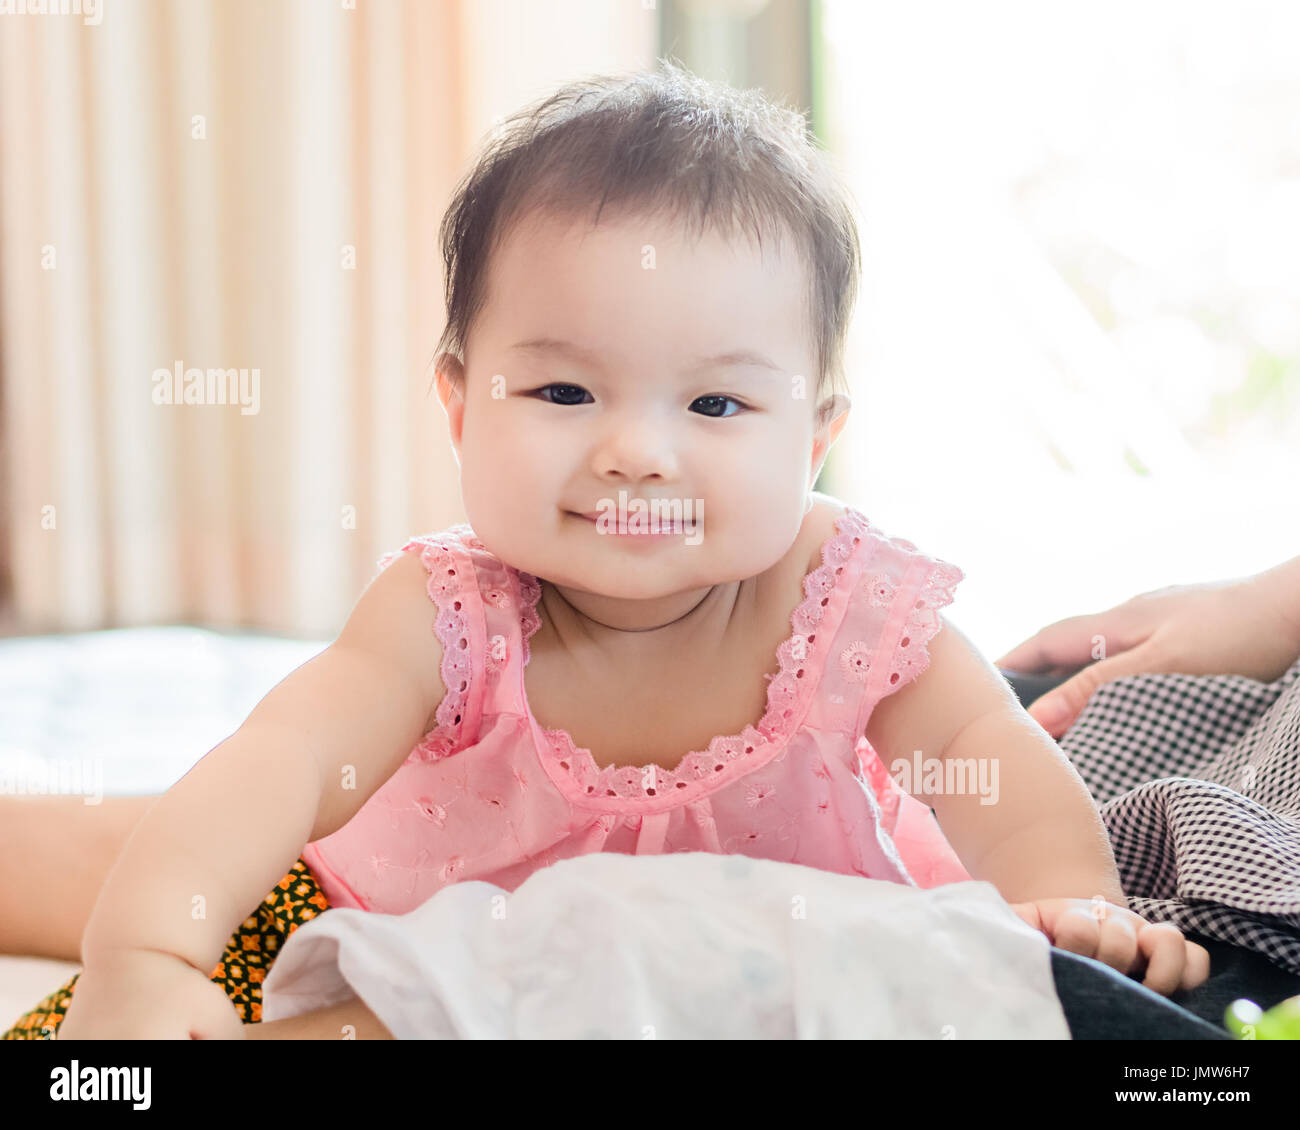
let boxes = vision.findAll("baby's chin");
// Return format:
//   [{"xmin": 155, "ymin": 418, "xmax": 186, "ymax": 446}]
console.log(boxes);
[
  {"xmin": 538, "ymin": 548, "xmax": 783, "ymax": 607},
  {"xmin": 528, "ymin": 555, "xmax": 712, "ymax": 600},
  {"xmin": 473, "ymin": 514, "xmax": 766, "ymax": 588}
]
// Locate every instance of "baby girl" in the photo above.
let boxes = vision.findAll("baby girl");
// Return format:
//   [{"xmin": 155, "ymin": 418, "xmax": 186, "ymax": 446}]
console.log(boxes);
[{"xmin": 29, "ymin": 61, "xmax": 1208, "ymax": 1040}]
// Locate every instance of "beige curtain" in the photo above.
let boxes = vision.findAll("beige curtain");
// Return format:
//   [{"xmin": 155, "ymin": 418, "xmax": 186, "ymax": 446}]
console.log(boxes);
[{"xmin": 0, "ymin": 0, "xmax": 654, "ymax": 637}]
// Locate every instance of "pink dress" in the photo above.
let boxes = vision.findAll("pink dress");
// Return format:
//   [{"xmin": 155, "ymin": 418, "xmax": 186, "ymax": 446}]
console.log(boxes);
[{"xmin": 301, "ymin": 505, "xmax": 973, "ymax": 912}]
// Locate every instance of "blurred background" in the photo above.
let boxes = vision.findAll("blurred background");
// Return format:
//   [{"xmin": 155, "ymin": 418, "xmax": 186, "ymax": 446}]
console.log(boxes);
[{"xmin": 1, "ymin": 0, "xmax": 1297, "ymax": 684}]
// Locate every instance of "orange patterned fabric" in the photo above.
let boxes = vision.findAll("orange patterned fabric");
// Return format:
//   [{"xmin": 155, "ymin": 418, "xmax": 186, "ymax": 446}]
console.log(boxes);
[{"xmin": 2, "ymin": 856, "xmax": 330, "ymax": 1039}]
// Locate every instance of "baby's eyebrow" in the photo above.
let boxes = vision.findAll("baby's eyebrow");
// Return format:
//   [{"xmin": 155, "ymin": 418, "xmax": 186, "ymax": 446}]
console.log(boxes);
[{"xmin": 509, "ymin": 337, "xmax": 785, "ymax": 377}]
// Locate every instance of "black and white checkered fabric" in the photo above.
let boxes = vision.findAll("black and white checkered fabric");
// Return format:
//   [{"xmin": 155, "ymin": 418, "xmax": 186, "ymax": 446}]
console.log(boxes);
[{"xmin": 1058, "ymin": 655, "xmax": 1300, "ymax": 975}]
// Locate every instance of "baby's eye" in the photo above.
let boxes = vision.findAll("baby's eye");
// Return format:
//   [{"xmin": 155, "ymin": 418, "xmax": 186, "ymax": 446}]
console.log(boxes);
[
  {"xmin": 691, "ymin": 395, "xmax": 746, "ymax": 418},
  {"xmin": 532, "ymin": 383, "xmax": 593, "ymax": 406}
]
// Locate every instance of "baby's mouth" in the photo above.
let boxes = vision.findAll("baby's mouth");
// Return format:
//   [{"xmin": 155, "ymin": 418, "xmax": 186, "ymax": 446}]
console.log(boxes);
[{"xmin": 567, "ymin": 511, "xmax": 688, "ymax": 536}]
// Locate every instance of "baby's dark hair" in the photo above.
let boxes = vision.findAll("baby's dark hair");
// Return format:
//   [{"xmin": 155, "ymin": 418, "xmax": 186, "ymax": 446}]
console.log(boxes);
[{"xmin": 432, "ymin": 57, "xmax": 861, "ymax": 411}]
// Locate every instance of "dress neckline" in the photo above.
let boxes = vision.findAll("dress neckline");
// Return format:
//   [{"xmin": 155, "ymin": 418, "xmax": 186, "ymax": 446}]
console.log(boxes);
[{"xmin": 511, "ymin": 505, "xmax": 871, "ymax": 814}]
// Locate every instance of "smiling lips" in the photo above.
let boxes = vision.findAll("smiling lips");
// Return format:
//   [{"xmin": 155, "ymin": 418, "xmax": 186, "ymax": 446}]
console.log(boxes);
[{"xmin": 569, "ymin": 511, "xmax": 686, "ymax": 535}]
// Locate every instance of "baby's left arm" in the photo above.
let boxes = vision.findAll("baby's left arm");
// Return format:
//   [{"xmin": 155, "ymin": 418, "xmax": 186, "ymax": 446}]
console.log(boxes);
[
  {"xmin": 865, "ymin": 614, "xmax": 1124, "ymax": 905},
  {"xmin": 865, "ymin": 616, "xmax": 1210, "ymax": 995}
]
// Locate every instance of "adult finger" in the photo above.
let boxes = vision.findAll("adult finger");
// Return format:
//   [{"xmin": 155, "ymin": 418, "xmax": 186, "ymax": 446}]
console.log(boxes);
[
  {"xmin": 994, "ymin": 614, "xmax": 1108, "ymax": 672},
  {"xmin": 1025, "ymin": 646, "xmax": 1161, "ymax": 738}
]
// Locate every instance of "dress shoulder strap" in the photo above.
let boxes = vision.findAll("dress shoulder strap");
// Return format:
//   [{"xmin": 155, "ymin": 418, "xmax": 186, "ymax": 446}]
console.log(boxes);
[
  {"xmin": 371, "ymin": 524, "xmax": 537, "ymax": 761},
  {"xmin": 800, "ymin": 511, "xmax": 963, "ymax": 742},
  {"xmin": 847, "ymin": 521, "xmax": 964, "ymax": 737}
]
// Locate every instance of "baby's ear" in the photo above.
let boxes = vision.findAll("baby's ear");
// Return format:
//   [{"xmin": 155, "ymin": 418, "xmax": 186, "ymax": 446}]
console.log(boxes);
[
  {"xmin": 809, "ymin": 395, "xmax": 850, "ymax": 486},
  {"xmin": 434, "ymin": 355, "xmax": 467, "ymax": 461},
  {"xmin": 434, "ymin": 352, "xmax": 465, "ymax": 388},
  {"xmin": 434, "ymin": 356, "xmax": 465, "ymax": 407},
  {"xmin": 817, "ymin": 393, "xmax": 851, "ymax": 435}
]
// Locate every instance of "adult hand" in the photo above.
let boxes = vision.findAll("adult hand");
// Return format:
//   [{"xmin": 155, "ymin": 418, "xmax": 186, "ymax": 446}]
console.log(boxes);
[{"xmin": 996, "ymin": 573, "xmax": 1300, "ymax": 738}]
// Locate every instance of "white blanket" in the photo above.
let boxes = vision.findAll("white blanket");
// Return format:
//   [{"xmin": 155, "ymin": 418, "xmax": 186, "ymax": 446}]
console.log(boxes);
[{"xmin": 261, "ymin": 852, "xmax": 1070, "ymax": 1039}]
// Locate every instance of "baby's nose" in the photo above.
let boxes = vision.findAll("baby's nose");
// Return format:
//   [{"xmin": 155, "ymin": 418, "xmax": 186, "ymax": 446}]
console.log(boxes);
[{"xmin": 591, "ymin": 423, "xmax": 681, "ymax": 482}]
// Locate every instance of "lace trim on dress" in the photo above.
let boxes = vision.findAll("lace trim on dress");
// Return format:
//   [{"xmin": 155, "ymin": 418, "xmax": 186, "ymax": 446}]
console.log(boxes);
[
  {"xmin": 518, "ymin": 571, "xmax": 543, "ymax": 666},
  {"xmin": 518, "ymin": 507, "xmax": 873, "ymax": 809},
  {"xmin": 376, "ymin": 530, "xmax": 478, "ymax": 763},
  {"xmin": 873, "ymin": 552, "xmax": 964, "ymax": 691}
]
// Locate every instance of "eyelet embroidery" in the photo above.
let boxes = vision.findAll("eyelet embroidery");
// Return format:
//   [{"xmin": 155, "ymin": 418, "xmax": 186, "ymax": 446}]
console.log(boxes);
[
  {"xmin": 877, "ymin": 560, "xmax": 964, "ymax": 691},
  {"xmin": 840, "ymin": 642, "xmax": 872, "ymax": 682},
  {"xmin": 414, "ymin": 796, "xmax": 449, "ymax": 828},
  {"xmin": 407, "ymin": 523, "xmax": 547, "ymax": 756},
  {"xmin": 377, "ymin": 529, "xmax": 480, "ymax": 764},
  {"xmin": 862, "ymin": 572, "xmax": 896, "ymax": 607},
  {"xmin": 429, "ymin": 573, "xmax": 459, "ymax": 600},
  {"xmin": 439, "ymin": 855, "xmax": 465, "ymax": 882},
  {"xmin": 518, "ymin": 571, "xmax": 542, "ymax": 664}
]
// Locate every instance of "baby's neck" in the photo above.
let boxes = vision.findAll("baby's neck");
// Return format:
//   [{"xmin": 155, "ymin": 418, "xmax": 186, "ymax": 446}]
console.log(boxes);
[{"xmin": 537, "ymin": 578, "xmax": 750, "ymax": 665}]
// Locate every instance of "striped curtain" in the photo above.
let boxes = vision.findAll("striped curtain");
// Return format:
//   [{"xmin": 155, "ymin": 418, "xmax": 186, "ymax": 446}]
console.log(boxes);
[{"xmin": 0, "ymin": 0, "xmax": 654, "ymax": 636}]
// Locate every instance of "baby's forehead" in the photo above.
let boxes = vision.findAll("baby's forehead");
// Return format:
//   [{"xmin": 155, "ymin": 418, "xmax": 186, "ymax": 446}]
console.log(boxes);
[
  {"xmin": 498, "ymin": 204, "xmax": 798, "ymax": 268},
  {"xmin": 486, "ymin": 207, "xmax": 811, "ymax": 338}
]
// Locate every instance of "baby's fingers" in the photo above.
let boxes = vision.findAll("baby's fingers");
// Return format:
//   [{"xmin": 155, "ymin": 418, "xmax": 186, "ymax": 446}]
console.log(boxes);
[
  {"xmin": 1047, "ymin": 905, "xmax": 1103, "ymax": 961},
  {"xmin": 1093, "ymin": 913, "xmax": 1140, "ymax": 977},
  {"xmin": 1053, "ymin": 906, "xmax": 1149, "ymax": 985},
  {"xmin": 1136, "ymin": 923, "xmax": 1207, "ymax": 996},
  {"xmin": 1182, "ymin": 940, "xmax": 1211, "ymax": 991}
]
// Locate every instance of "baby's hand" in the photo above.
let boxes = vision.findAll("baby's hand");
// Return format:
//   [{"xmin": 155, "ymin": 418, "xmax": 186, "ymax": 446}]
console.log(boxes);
[
  {"xmin": 59, "ymin": 949, "xmax": 246, "ymax": 1040},
  {"xmin": 1008, "ymin": 897, "xmax": 1210, "ymax": 997}
]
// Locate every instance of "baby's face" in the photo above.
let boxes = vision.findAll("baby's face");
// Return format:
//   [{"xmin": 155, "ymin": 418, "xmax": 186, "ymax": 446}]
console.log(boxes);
[{"xmin": 438, "ymin": 207, "xmax": 844, "ymax": 601}]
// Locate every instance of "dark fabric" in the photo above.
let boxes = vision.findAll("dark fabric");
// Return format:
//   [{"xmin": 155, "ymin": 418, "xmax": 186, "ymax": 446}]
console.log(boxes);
[
  {"xmin": 1050, "ymin": 944, "xmax": 1233, "ymax": 1040},
  {"xmin": 1049, "ymin": 930, "xmax": 1300, "ymax": 1039},
  {"xmin": 1167, "ymin": 932, "xmax": 1300, "ymax": 1026}
]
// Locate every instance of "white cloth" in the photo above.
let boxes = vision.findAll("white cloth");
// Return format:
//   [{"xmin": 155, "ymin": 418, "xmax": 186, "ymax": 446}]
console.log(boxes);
[{"xmin": 262, "ymin": 851, "xmax": 1070, "ymax": 1039}]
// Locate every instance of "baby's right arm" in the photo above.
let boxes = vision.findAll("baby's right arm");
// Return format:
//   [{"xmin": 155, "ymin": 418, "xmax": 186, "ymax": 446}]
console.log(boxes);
[{"xmin": 60, "ymin": 550, "xmax": 446, "ymax": 1038}]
